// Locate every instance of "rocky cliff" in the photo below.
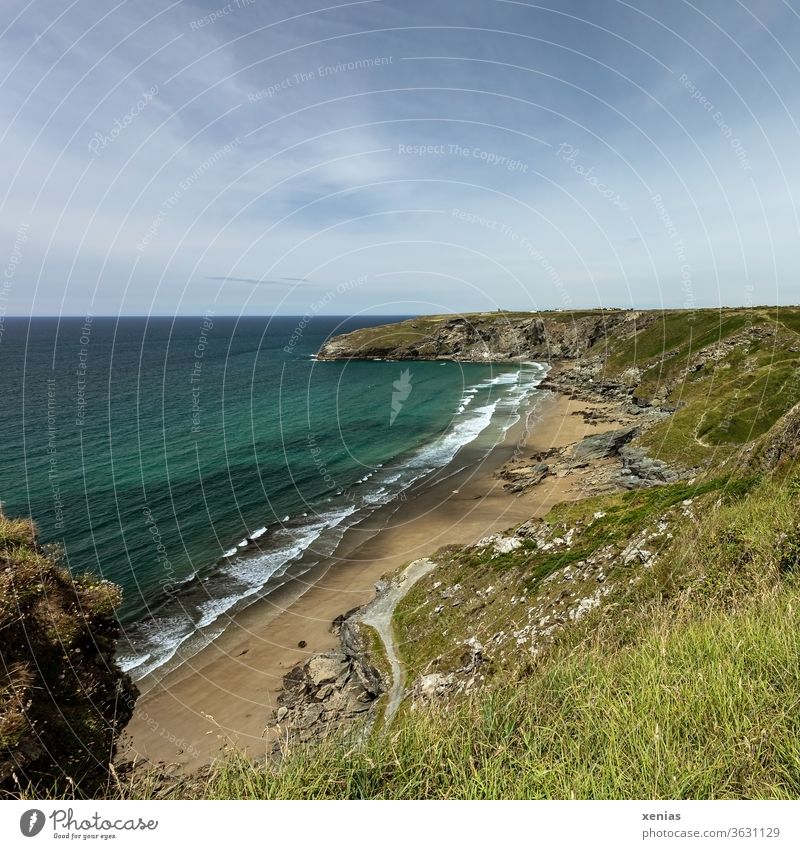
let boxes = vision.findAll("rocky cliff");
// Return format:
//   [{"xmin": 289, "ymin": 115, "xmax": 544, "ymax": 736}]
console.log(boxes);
[{"xmin": 316, "ymin": 310, "xmax": 647, "ymax": 362}]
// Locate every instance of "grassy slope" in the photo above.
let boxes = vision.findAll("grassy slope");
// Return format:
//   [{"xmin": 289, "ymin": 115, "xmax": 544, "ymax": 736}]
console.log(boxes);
[{"xmin": 594, "ymin": 308, "xmax": 800, "ymax": 469}]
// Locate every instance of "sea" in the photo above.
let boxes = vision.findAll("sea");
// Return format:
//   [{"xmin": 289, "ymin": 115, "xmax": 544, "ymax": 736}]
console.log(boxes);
[{"xmin": 0, "ymin": 315, "xmax": 547, "ymax": 680}]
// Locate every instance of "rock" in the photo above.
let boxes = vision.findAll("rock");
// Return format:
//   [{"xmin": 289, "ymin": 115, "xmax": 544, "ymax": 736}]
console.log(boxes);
[
  {"xmin": 466, "ymin": 637, "xmax": 483, "ymax": 653},
  {"xmin": 620, "ymin": 367, "xmax": 642, "ymax": 386},
  {"xmin": 473, "ymin": 534, "xmax": 499, "ymax": 548},
  {"xmin": 623, "ymin": 546, "xmax": 652, "ymax": 565},
  {"xmin": 340, "ymin": 620, "xmax": 386, "ymax": 696},
  {"xmin": 619, "ymin": 446, "xmax": 681, "ymax": 483},
  {"xmin": 317, "ymin": 312, "xmax": 637, "ymax": 362},
  {"xmin": 568, "ymin": 591, "xmax": 602, "ymax": 621},
  {"xmin": 339, "ymin": 620, "xmax": 361, "ymax": 658},
  {"xmin": 459, "ymin": 637, "xmax": 484, "ymax": 670},
  {"xmin": 567, "ymin": 426, "xmax": 639, "ymax": 461},
  {"xmin": 307, "ymin": 653, "xmax": 347, "ymax": 687},
  {"xmin": 283, "ymin": 664, "xmax": 307, "ymax": 690},
  {"xmin": 415, "ymin": 673, "xmax": 455, "ymax": 699},
  {"xmin": 440, "ymin": 584, "xmax": 462, "ymax": 599},
  {"xmin": 352, "ymin": 658, "xmax": 385, "ymax": 697},
  {"xmin": 324, "ymin": 690, "xmax": 349, "ymax": 713},
  {"xmin": 493, "ymin": 536, "xmax": 523, "ymax": 555},
  {"xmin": 500, "ymin": 461, "xmax": 550, "ymax": 491},
  {"xmin": 275, "ymin": 706, "xmax": 288, "ymax": 722},
  {"xmin": 297, "ymin": 703, "xmax": 324, "ymax": 728},
  {"xmin": 315, "ymin": 684, "xmax": 334, "ymax": 701},
  {"xmin": 516, "ymin": 518, "xmax": 546, "ymax": 538},
  {"xmin": 331, "ymin": 607, "xmax": 364, "ymax": 633},
  {"xmin": 297, "ymin": 640, "xmax": 307, "ymax": 649}
]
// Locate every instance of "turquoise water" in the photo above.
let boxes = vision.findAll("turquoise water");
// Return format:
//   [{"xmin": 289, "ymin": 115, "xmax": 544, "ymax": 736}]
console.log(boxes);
[{"xmin": 0, "ymin": 316, "xmax": 545, "ymax": 677}]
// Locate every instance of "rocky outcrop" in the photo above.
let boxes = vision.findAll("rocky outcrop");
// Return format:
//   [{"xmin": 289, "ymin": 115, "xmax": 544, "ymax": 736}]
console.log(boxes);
[
  {"xmin": 268, "ymin": 559, "xmax": 438, "ymax": 746},
  {"xmin": 499, "ymin": 420, "xmax": 683, "ymax": 495},
  {"xmin": 339, "ymin": 620, "xmax": 386, "ymax": 698},
  {"xmin": 409, "ymin": 638, "xmax": 486, "ymax": 706},
  {"xmin": 271, "ymin": 643, "xmax": 380, "ymax": 747},
  {"xmin": 746, "ymin": 401, "xmax": 800, "ymax": 471},
  {"xmin": 498, "ymin": 451, "xmax": 556, "ymax": 492},
  {"xmin": 317, "ymin": 311, "xmax": 639, "ymax": 362},
  {"xmin": 270, "ymin": 602, "xmax": 398, "ymax": 748},
  {"xmin": 0, "ymin": 513, "xmax": 137, "ymax": 793},
  {"xmin": 538, "ymin": 357, "xmax": 636, "ymax": 405},
  {"xmin": 566, "ymin": 426, "xmax": 639, "ymax": 462},
  {"xmin": 618, "ymin": 445, "xmax": 682, "ymax": 487}
]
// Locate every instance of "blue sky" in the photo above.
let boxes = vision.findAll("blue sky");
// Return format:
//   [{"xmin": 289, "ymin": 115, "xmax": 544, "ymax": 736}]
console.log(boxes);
[{"xmin": 1, "ymin": 0, "xmax": 799, "ymax": 316}]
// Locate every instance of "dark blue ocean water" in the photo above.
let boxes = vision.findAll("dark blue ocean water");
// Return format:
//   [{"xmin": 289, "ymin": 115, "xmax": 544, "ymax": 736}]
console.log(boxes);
[{"xmin": 0, "ymin": 316, "xmax": 545, "ymax": 677}]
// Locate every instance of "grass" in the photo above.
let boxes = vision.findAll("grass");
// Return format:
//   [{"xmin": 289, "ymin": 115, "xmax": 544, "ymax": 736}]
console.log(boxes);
[
  {"xmin": 391, "ymin": 475, "xmax": 760, "ymax": 686},
  {"xmin": 601, "ymin": 311, "xmax": 747, "ymax": 373},
  {"xmin": 98, "ymin": 582, "xmax": 800, "ymax": 800}
]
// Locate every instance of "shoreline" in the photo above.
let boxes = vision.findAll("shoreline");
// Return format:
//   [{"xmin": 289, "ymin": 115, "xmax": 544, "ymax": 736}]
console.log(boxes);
[{"xmin": 124, "ymin": 381, "xmax": 619, "ymax": 767}]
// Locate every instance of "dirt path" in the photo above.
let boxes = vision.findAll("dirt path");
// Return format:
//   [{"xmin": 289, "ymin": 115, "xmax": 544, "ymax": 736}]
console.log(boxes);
[{"xmin": 355, "ymin": 558, "xmax": 437, "ymax": 726}]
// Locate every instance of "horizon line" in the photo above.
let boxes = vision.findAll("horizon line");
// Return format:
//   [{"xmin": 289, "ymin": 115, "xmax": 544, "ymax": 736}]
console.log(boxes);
[{"xmin": 3, "ymin": 304, "xmax": 800, "ymax": 319}]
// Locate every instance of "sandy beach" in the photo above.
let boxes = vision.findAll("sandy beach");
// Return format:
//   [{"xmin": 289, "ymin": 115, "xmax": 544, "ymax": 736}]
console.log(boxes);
[{"xmin": 124, "ymin": 386, "xmax": 617, "ymax": 767}]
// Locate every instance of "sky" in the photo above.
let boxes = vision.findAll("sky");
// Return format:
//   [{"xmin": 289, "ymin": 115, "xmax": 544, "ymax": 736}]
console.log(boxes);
[{"xmin": 1, "ymin": 0, "xmax": 800, "ymax": 317}]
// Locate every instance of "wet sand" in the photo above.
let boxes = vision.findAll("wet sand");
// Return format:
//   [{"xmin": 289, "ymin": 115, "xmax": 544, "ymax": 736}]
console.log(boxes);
[{"xmin": 124, "ymin": 389, "xmax": 614, "ymax": 767}]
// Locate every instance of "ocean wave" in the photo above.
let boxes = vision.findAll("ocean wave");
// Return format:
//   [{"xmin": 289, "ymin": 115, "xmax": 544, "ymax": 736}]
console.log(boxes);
[{"xmin": 118, "ymin": 504, "xmax": 358, "ymax": 678}]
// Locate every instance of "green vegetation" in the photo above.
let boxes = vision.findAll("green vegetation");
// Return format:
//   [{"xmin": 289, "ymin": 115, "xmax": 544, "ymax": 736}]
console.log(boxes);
[
  {"xmin": 588, "ymin": 307, "xmax": 800, "ymax": 468},
  {"xmin": 0, "ymin": 512, "xmax": 137, "ymax": 796},
  {"xmin": 172, "ymin": 593, "xmax": 800, "ymax": 799},
  {"xmin": 392, "ymin": 476, "xmax": 759, "ymax": 685}
]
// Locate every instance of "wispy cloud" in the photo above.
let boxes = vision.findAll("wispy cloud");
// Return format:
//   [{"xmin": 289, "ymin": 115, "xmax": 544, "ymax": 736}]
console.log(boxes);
[{"xmin": 205, "ymin": 275, "xmax": 314, "ymax": 286}]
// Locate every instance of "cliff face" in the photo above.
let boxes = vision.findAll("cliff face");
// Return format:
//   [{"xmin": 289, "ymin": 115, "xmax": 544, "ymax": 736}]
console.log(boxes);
[
  {"xmin": 318, "ymin": 308, "xmax": 800, "ymax": 474},
  {"xmin": 316, "ymin": 310, "xmax": 644, "ymax": 362},
  {"xmin": 0, "ymin": 513, "xmax": 137, "ymax": 793}
]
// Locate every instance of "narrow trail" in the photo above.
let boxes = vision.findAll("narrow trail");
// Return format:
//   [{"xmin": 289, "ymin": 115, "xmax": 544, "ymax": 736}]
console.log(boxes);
[{"xmin": 355, "ymin": 557, "xmax": 436, "ymax": 726}]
